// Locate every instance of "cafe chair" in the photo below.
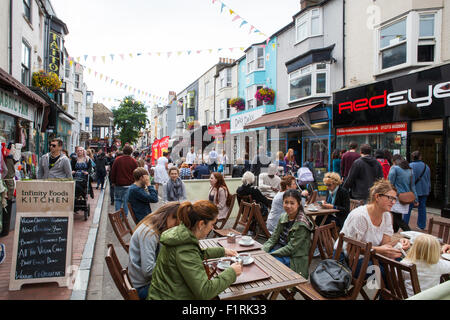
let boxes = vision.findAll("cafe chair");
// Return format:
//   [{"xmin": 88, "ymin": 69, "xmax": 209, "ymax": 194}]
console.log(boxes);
[
  {"xmin": 214, "ymin": 194, "xmax": 237, "ymax": 230},
  {"xmin": 370, "ymin": 250, "xmax": 421, "ymax": 300},
  {"xmin": 350, "ymin": 199, "xmax": 365, "ymax": 212},
  {"xmin": 105, "ymin": 243, "xmax": 139, "ymax": 300},
  {"xmin": 127, "ymin": 202, "xmax": 139, "ymax": 225},
  {"xmin": 296, "ymin": 233, "xmax": 372, "ymax": 300},
  {"xmin": 306, "ymin": 190, "xmax": 318, "ymax": 205},
  {"xmin": 308, "ymin": 221, "xmax": 339, "ymax": 265},
  {"xmin": 252, "ymin": 203, "xmax": 272, "ymax": 240},
  {"xmin": 121, "ymin": 269, "xmax": 140, "ymax": 300},
  {"xmin": 427, "ymin": 217, "xmax": 450, "ymax": 244},
  {"xmin": 237, "ymin": 194, "xmax": 253, "ymax": 206},
  {"xmin": 108, "ymin": 209, "xmax": 133, "ymax": 253},
  {"xmin": 213, "ymin": 201, "xmax": 259, "ymax": 238}
]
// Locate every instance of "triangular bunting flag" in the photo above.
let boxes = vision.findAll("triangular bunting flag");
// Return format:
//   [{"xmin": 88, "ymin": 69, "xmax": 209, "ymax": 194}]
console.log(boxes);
[
  {"xmin": 92, "ymin": 56, "xmax": 97, "ymax": 62},
  {"xmin": 232, "ymin": 15, "xmax": 240, "ymax": 22},
  {"xmin": 76, "ymin": 57, "xmax": 80, "ymax": 62},
  {"xmin": 129, "ymin": 53, "xmax": 133, "ymax": 58},
  {"xmin": 177, "ymin": 51, "xmax": 182, "ymax": 56},
  {"xmin": 84, "ymin": 55, "xmax": 88, "ymax": 61},
  {"xmin": 240, "ymin": 21, "xmax": 248, "ymax": 28},
  {"xmin": 110, "ymin": 54, "xmax": 115, "ymax": 60},
  {"xmin": 120, "ymin": 54, "xmax": 124, "ymax": 60},
  {"xmin": 220, "ymin": 3, "xmax": 225, "ymax": 13},
  {"xmin": 101, "ymin": 56, "xmax": 106, "ymax": 63},
  {"xmin": 229, "ymin": 48, "xmax": 234, "ymax": 52},
  {"xmin": 167, "ymin": 52, "xmax": 172, "ymax": 58},
  {"xmin": 229, "ymin": 9, "xmax": 234, "ymax": 15},
  {"xmin": 249, "ymin": 26, "xmax": 255, "ymax": 34},
  {"xmin": 187, "ymin": 51, "xmax": 191, "ymax": 55}
]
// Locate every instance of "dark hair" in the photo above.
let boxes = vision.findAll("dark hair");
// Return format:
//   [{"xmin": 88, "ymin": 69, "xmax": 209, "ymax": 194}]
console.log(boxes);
[
  {"xmin": 383, "ymin": 149, "xmax": 393, "ymax": 165},
  {"xmin": 135, "ymin": 202, "xmax": 180, "ymax": 236},
  {"xmin": 411, "ymin": 151, "xmax": 421, "ymax": 161},
  {"xmin": 349, "ymin": 141, "xmax": 358, "ymax": 150},
  {"xmin": 360, "ymin": 144, "xmax": 372, "ymax": 155},
  {"xmin": 177, "ymin": 200, "xmax": 218, "ymax": 230},
  {"xmin": 51, "ymin": 138, "xmax": 64, "ymax": 147},
  {"xmin": 133, "ymin": 167, "xmax": 149, "ymax": 181},
  {"xmin": 163, "ymin": 151, "xmax": 169, "ymax": 157},
  {"xmin": 375, "ymin": 149, "xmax": 385, "ymax": 159},
  {"xmin": 393, "ymin": 154, "xmax": 411, "ymax": 170},
  {"xmin": 332, "ymin": 149, "xmax": 340, "ymax": 160},
  {"xmin": 282, "ymin": 189, "xmax": 304, "ymax": 214},
  {"xmin": 280, "ymin": 175, "xmax": 296, "ymax": 191},
  {"xmin": 133, "ymin": 151, "xmax": 140, "ymax": 158},
  {"xmin": 123, "ymin": 145, "xmax": 133, "ymax": 155},
  {"xmin": 211, "ymin": 172, "xmax": 232, "ymax": 207}
]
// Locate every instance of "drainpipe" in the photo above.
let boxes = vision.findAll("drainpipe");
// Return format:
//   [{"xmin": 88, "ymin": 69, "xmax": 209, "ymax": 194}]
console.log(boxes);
[
  {"xmin": 342, "ymin": 0, "xmax": 346, "ymax": 88},
  {"xmin": 9, "ymin": 0, "xmax": 13, "ymax": 74}
]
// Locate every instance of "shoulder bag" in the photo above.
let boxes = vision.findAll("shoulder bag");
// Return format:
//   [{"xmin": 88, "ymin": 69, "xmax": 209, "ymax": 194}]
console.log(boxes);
[
  {"xmin": 310, "ymin": 259, "xmax": 352, "ymax": 298},
  {"xmin": 414, "ymin": 163, "xmax": 427, "ymax": 185},
  {"xmin": 398, "ymin": 169, "xmax": 415, "ymax": 205}
]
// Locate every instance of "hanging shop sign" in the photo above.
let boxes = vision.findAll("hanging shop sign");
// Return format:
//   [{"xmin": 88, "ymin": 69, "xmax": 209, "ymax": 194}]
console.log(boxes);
[
  {"xmin": 230, "ymin": 106, "xmax": 265, "ymax": 134},
  {"xmin": 0, "ymin": 88, "xmax": 34, "ymax": 121},
  {"xmin": 48, "ymin": 31, "xmax": 62, "ymax": 75}
]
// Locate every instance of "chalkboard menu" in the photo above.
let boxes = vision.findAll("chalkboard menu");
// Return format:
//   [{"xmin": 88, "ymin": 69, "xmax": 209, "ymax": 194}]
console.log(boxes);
[
  {"xmin": 14, "ymin": 216, "xmax": 68, "ymax": 280},
  {"xmin": 9, "ymin": 212, "xmax": 73, "ymax": 291}
]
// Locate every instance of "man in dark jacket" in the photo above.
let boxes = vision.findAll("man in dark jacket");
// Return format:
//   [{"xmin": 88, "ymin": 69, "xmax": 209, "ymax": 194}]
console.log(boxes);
[
  {"xmin": 340, "ymin": 141, "xmax": 361, "ymax": 182},
  {"xmin": 94, "ymin": 149, "xmax": 108, "ymax": 190},
  {"xmin": 343, "ymin": 144, "xmax": 383, "ymax": 202},
  {"xmin": 251, "ymin": 147, "xmax": 271, "ymax": 177},
  {"xmin": 192, "ymin": 161, "xmax": 210, "ymax": 179}
]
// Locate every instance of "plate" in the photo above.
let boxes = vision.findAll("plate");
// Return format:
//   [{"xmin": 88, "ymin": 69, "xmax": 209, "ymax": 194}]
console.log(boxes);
[
  {"xmin": 400, "ymin": 231, "xmax": 425, "ymax": 239},
  {"xmin": 307, "ymin": 207, "xmax": 318, "ymax": 212},
  {"xmin": 442, "ymin": 253, "xmax": 450, "ymax": 261},
  {"xmin": 241, "ymin": 256, "xmax": 254, "ymax": 265},
  {"xmin": 239, "ymin": 239, "xmax": 255, "ymax": 246}
]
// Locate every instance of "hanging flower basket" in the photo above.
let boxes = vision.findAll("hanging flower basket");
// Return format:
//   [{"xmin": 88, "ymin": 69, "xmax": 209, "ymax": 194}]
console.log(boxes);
[
  {"xmin": 186, "ymin": 120, "xmax": 200, "ymax": 130},
  {"xmin": 255, "ymin": 87, "xmax": 275, "ymax": 104},
  {"xmin": 230, "ymin": 98, "xmax": 245, "ymax": 111},
  {"xmin": 32, "ymin": 70, "xmax": 62, "ymax": 92}
]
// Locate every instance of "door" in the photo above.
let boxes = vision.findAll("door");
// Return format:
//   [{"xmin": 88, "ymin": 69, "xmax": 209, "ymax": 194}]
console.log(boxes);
[{"xmin": 410, "ymin": 133, "xmax": 444, "ymax": 208}]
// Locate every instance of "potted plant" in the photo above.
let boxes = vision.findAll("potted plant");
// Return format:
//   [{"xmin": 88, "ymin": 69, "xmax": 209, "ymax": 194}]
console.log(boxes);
[
  {"xmin": 32, "ymin": 70, "xmax": 62, "ymax": 93},
  {"xmin": 255, "ymin": 87, "xmax": 275, "ymax": 105},
  {"xmin": 230, "ymin": 98, "xmax": 245, "ymax": 111}
]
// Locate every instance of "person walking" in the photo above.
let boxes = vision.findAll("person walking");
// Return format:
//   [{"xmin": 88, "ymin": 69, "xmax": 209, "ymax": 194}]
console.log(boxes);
[
  {"xmin": 331, "ymin": 149, "xmax": 341, "ymax": 175},
  {"xmin": 404, "ymin": 151, "xmax": 431, "ymax": 230},
  {"xmin": 186, "ymin": 147, "xmax": 196, "ymax": 167},
  {"xmin": 106, "ymin": 150, "xmax": 116, "ymax": 205},
  {"xmin": 388, "ymin": 155, "xmax": 418, "ymax": 233},
  {"xmin": 231, "ymin": 158, "xmax": 246, "ymax": 178},
  {"xmin": 284, "ymin": 148, "xmax": 298, "ymax": 175},
  {"xmin": 127, "ymin": 167, "xmax": 159, "ymax": 223},
  {"xmin": 71, "ymin": 147, "xmax": 94, "ymax": 199},
  {"xmin": 37, "ymin": 138, "xmax": 73, "ymax": 179},
  {"xmin": 208, "ymin": 148, "xmax": 218, "ymax": 173},
  {"xmin": 275, "ymin": 151, "xmax": 287, "ymax": 176},
  {"xmin": 343, "ymin": 144, "xmax": 383, "ymax": 203},
  {"xmin": 375, "ymin": 149, "xmax": 391, "ymax": 179},
  {"xmin": 110, "ymin": 145, "xmax": 138, "ymax": 216},
  {"xmin": 154, "ymin": 152, "xmax": 170, "ymax": 191},
  {"xmin": 340, "ymin": 141, "xmax": 360, "ymax": 182},
  {"xmin": 94, "ymin": 149, "xmax": 107, "ymax": 190},
  {"xmin": 251, "ymin": 147, "xmax": 271, "ymax": 177}
]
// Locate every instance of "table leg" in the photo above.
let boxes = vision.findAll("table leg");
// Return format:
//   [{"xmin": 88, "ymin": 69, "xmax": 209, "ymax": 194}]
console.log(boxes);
[{"xmin": 269, "ymin": 291, "xmax": 280, "ymax": 300}]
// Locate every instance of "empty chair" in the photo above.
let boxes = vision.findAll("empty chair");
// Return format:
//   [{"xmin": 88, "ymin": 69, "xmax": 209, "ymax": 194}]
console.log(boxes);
[
  {"xmin": 308, "ymin": 221, "xmax": 339, "ymax": 265},
  {"xmin": 108, "ymin": 209, "xmax": 133, "ymax": 253},
  {"xmin": 427, "ymin": 217, "xmax": 450, "ymax": 244}
]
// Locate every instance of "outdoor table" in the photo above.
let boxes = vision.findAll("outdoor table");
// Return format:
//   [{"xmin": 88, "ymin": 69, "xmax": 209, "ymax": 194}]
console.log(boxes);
[
  {"xmin": 200, "ymin": 237, "xmax": 265, "ymax": 254},
  {"xmin": 206, "ymin": 251, "xmax": 307, "ymax": 300},
  {"xmin": 304, "ymin": 205, "xmax": 340, "ymax": 227}
]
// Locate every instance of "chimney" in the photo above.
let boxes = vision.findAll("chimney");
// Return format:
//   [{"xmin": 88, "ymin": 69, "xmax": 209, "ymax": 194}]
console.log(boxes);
[{"xmin": 300, "ymin": 0, "xmax": 321, "ymax": 10}]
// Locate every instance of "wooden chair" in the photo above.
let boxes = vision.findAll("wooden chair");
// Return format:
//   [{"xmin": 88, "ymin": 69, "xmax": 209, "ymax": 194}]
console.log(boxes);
[
  {"xmin": 308, "ymin": 221, "xmax": 339, "ymax": 265},
  {"xmin": 306, "ymin": 190, "xmax": 318, "ymax": 205},
  {"xmin": 350, "ymin": 199, "xmax": 364, "ymax": 212},
  {"xmin": 127, "ymin": 202, "xmax": 139, "ymax": 225},
  {"xmin": 105, "ymin": 243, "xmax": 138, "ymax": 300},
  {"xmin": 121, "ymin": 269, "xmax": 140, "ymax": 300},
  {"xmin": 108, "ymin": 209, "xmax": 133, "ymax": 253},
  {"xmin": 296, "ymin": 233, "xmax": 372, "ymax": 300},
  {"xmin": 370, "ymin": 250, "xmax": 421, "ymax": 300},
  {"xmin": 214, "ymin": 194, "xmax": 237, "ymax": 230},
  {"xmin": 213, "ymin": 201, "xmax": 256, "ymax": 238},
  {"xmin": 252, "ymin": 203, "xmax": 272, "ymax": 240},
  {"xmin": 427, "ymin": 217, "xmax": 450, "ymax": 244},
  {"xmin": 237, "ymin": 194, "xmax": 253, "ymax": 206},
  {"xmin": 201, "ymin": 174, "xmax": 211, "ymax": 179}
]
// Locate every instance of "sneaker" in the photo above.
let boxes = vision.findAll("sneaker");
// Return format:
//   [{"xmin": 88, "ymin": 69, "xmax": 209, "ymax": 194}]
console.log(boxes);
[{"xmin": 0, "ymin": 243, "xmax": 5, "ymax": 265}]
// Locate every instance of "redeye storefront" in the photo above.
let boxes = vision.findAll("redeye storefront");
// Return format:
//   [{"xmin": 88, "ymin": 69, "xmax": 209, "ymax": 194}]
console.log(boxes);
[{"xmin": 333, "ymin": 63, "xmax": 450, "ymax": 208}]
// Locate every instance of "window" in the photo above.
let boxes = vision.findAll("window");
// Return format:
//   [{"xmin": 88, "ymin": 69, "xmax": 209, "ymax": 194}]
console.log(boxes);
[
  {"xmin": 296, "ymin": 8, "xmax": 322, "ymax": 43},
  {"xmin": 289, "ymin": 63, "xmax": 329, "ymax": 102},
  {"xmin": 220, "ymin": 99, "xmax": 230, "ymax": 120},
  {"xmin": 246, "ymin": 46, "xmax": 265, "ymax": 73},
  {"xmin": 21, "ymin": 41, "xmax": 31, "ymax": 86},
  {"xmin": 65, "ymin": 59, "xmax": 71, "ymax": 78},
  {"xmin": 75, "ymin": 74, "xmax": 80, "ymax": 89},
  {"xmin": 219, "ymin": 68, "xmax": 232, "ymax": 89},
  {"xmin": 204, "ymin": 81, "xmax": 210, "ymax": 97},
  {"xmin": 23, "ymin": 0, "xmax": 31, "ymax": 22},
  {"xmin": 205, "ymin": 110, "xmax": 210, "ymax": 125},
  {"xmin": 74, "ymin": 102, "xmax": 80, "ymax": 118},
  {"xmin": 92, "ymin": 127, "xmax": 101, "ymax": 139},
  {"xmin": 379, "ymin": 19, "xmax": 407, "ymax": 69},
  {"xmin": 246, "ymin": 85, "xmax": 263, "ymax": 109},
  {"xmin": 418, "ymin": 14, "xmax": 436, "ymax": 62}
]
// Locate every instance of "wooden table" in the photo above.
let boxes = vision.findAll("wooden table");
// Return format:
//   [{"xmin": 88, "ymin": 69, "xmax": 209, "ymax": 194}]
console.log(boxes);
[
  {"xmin": 200, "ymin": 237, "xmax": 265, "ymax": 254},
  {"xmin": 304, "ymin": 206, "xmax": 339, "ymax": 227}
]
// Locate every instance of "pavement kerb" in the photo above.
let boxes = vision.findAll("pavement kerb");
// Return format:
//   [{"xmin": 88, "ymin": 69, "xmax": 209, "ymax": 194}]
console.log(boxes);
[{"xmin": 70, "ymin": 186, "xmax": 106, "ymax": 300}]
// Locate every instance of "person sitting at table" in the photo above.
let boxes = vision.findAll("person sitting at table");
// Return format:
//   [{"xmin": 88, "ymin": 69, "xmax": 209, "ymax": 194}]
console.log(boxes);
[
  {"xmin": 128, "ymin": 202, "xmax": 181, "ymax": 300},
  {"xmin": 208, "ymin": 172, "xmax": 233, "ymax": 220},
  {"xmin": 147, "ymin": 200, "xmax": 242, "ymax": 300},
  {"xmin": 258, "ymin": 164, "xmax": 281, "ymax": 199},
  {"xmin": 127, "ymin": 167, "xmax": 159, "ymax": 223},
  {"xmin": 335, "ymin": 179, "xmax": 411, "ymax": 278},
  {"xmin": 262, "ymin": 189, "xmax": 315, "ymax": 279},
  {"xmin": 231, "ymin": 158, "xmax": 246, "ymax": 178},
  {"xmin": 401, "ymin": 234, "xmax": 450, "ymax": 298},
  {"xmin": 315, "ymin": 172, "xmax": 350, "ymax": 229},
  {"xmin": 162, "ymin": 167, "xmax": 187, "ymax": 203},
  {"xmin": 179, "ymin": 162, "xmax": 192, "ymax": 180},
  {"xmin": 236, "ymin": 171, "xmax": 272, "ymax": 217},
  {"xmin": 193, "ymin": 160, "xmax": 210, "ymax": 179}
]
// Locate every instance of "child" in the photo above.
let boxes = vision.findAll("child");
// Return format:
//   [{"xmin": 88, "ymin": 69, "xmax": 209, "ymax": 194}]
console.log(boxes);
[{"xmin": 402, "ymin": 234, "xmax": 450, "ymax": 297}]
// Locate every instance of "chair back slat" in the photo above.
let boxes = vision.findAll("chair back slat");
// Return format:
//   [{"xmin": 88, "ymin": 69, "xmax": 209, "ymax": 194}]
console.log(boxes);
[
  {"xmin": 127, "ymin": 202, "xmax": 139, "ymax": 225},
  {"xmin": 252, "ymin": 203, "xmax": 271, "ymax": 239},
  {"xmin": 108, "ymin": 209, "xmax": 132, "ymax": 253},
  {"xmin": 105, "ymin": 244, "xmax": 129, "ymax": 300},
  {"xmin": 371, "ymin": 250, "xmax": 421, "ymax": 300},
  {"xmin": 309, "ymin": 222, "xmax": 338, "ymax": 264},
  {"xmin": 121, "ymin": 269, "xmax": 140, "ymax": 300},
  {"xmin": 215, "ymin": 194, "xmax": 236, "ymax": 230},
  {"xmin": 427, "ymin": 217, "xmax": 450, "ymax": 244},
  {"xmin": 350, "ymin": 199, "xmax": 364, "ymax": 212}
]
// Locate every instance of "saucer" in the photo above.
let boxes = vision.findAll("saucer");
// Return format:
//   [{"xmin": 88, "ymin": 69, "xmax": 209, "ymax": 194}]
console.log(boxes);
[
  {"xmin": 217, "ymin": 258, "xmax": 235, "ymax": 270},
  {"xmin": 441, "ymin": 253, "xmax": 450, "ymax": 261},
  {"xmin": 238, "ymin": 239, "xmax": 255, "ymax": 246}
]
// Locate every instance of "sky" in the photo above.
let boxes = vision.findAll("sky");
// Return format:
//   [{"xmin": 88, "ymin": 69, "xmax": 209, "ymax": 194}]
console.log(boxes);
[{"xmin": 50, "ymin": 0, "xmax": 301, "ymax": 110}]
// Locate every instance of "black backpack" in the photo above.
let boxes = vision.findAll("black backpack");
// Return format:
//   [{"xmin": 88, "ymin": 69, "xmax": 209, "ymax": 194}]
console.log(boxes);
[{"xmin": 310, "ymin": 259, "xmax": 352, "ymax": 298}]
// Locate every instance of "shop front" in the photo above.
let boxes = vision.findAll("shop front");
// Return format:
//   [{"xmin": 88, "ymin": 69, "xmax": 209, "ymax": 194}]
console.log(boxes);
[{"xmin": 333, "ymin": 63, "xmax": 450, "ymax": 208}]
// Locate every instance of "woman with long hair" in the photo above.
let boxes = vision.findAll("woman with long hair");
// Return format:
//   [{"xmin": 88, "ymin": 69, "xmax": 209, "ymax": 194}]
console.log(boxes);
[
  {"xmin": 147, "ymin": 200, "xmax": 242, "ymax": 300},
  {"xmin": 331, "ymin": 149, "xmax": 341, "ymax": 175},
  {"xmin": 208, "ymin": 172, "xmax": 233, "ymax": 220},
  {"xmin": 284, "ymin": 148, "xmax": 298, "ymax": 174},
  {"xmin": 262, "ymin": 189, "xmax": 314, "ymax": 278},
  {"xmin": 388, "ymin": 155, "xmax": 418, "ymax": 233},
  {"xmin": 276, "ymin": 151, "xmax": 287, "ymax": 176},
  {"xmin": 128, "ymin": 202, "xmax": 181, "ymax": 300},
  {"xmin": 71, "ymin": 147, "xmax": 94, "ymax": 199}
]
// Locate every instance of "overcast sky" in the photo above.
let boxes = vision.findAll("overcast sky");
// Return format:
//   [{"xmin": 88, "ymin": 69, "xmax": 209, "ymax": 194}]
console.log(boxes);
[{"xmin": 51, "ymin": 0, "xmax": 301, "ymax": 110}]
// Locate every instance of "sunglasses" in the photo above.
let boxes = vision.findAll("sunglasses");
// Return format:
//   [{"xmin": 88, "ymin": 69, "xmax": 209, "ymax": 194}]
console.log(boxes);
[{"xmin": 50, "ymin": 144, "xmax": 58, "ymax": 148}]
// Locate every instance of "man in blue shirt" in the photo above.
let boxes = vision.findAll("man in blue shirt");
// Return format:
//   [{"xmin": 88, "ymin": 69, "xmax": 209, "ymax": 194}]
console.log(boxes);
[
  {"xmin": 193, "ymin": 160, "xmax": 210, "ymax": 179},
  {"xmin": 404, "ymin": 151, "xmax": 431, "ymax": 230},
  {"xmin": 127, "ymin": 168, "xmax": 159, "ymax": 223}
]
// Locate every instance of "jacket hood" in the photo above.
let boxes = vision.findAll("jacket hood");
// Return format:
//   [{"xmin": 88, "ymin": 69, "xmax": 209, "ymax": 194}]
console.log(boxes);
[
  {"xmin": 159, "ymin": 223, "xmax": 198, "ymax": 247},
  {"xmin": 361, "ymin": 156, "xmax": 380, "ymax": 168}
]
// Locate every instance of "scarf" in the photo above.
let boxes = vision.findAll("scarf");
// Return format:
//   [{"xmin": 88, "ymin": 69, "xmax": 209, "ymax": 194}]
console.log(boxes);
[{"xmin": 167, "ymin": 177, "xmax": 183, "ymax": 201}]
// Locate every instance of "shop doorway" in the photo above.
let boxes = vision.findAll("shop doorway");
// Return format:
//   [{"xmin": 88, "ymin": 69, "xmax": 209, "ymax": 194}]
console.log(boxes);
[
  {"xmin": 410, "ymin": 132, "xmax": 444, "ymax": 208},
  {"xmin": 287, "ymin": 133, "xmax": 302, "ymax": 167}
]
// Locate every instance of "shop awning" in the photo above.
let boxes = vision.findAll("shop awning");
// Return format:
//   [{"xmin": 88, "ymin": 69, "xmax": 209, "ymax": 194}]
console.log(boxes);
[{"xmin": 243, "ymin": 103, "xmax": 320, "ymax": 129}]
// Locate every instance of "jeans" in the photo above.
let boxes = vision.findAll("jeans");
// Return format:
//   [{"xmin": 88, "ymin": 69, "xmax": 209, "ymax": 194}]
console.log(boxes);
[
  {"xmin": 404, "ymin": 195, "xmax": 427, "ymax": 230},
  {"xmin": 137, "ymin": 284, "xmax": 150, "ymax": 300},
  {"xmin": 269, "ymin": 249, "xmax": 290, "ymax": 267},
  {"xmin": 114, "ymin": 186, "xmax": 130, "ymax": 215}
]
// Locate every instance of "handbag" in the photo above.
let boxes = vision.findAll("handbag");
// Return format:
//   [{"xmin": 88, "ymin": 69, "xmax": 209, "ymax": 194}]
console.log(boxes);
[
  {"xmin": 310, "ymin": 259, "xmax": 352, "ymax": 298},
  {"xmin": 398, "ymin": 169, "xmax": 415, "ymax": 205}
]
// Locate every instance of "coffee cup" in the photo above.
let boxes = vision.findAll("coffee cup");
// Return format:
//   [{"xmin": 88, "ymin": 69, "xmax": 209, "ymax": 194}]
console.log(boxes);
[
  {"xmin": 219, "ymin": 258, "xmax": 232, "ymax": 268},
  {"xmin": 241, "ymin": 236, "xmax": 252, "ymax": 244},
  {"xmin": 239, "ymin": 253, "xmax": 251, "ymax": 264}
]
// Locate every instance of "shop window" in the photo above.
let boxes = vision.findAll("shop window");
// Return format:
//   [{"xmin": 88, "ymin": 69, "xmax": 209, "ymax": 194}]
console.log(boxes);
[
  {"xmin": 289, "ymin": 63, "xmax": 329, "ymax": 102},
  {"xmin": 0, "ymin": 113, "xmax": 16, "ymax": 145}
]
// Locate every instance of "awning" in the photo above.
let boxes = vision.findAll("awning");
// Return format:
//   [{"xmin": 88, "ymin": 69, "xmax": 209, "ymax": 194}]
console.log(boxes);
[{"xmin": 244, "ymin": 103, "xmax": 320, "ymax": 129}]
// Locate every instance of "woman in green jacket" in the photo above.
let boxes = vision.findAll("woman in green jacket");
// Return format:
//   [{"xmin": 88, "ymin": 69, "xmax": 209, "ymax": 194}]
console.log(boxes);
[
  {"xmin": 147, "ymin": 200, "xmax": 242, "ymax": 300},
  {"xmin": 262, "ymin": 189, "xmax": 314, "ymax": 278}
]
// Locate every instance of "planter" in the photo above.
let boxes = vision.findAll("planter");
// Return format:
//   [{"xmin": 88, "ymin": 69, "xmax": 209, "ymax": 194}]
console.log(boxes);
[{"xmin": 255, "ymin": 87, "xmax": 275, "ymax": 105}]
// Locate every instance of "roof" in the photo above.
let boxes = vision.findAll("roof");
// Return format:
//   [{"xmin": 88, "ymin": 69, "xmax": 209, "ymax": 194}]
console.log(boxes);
[
  {"xmin": 93, "ymin": 103, "xmax": 113, "ymax": 127},
  {"xmin": 0, "ymin": 67, "xmax": 48, "ymax": 107},
  {"xmin": 28, "ymin": 86, "xmax": 75, "ymax": 119}
]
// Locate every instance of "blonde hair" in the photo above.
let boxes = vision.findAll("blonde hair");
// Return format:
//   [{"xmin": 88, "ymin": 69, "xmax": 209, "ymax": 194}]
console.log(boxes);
[
  {"xmin": 405, "ymin": 234, "xmax": 441, "ymax": 265},
  {"xmin": 323, "ymin": 172, "xmax": 342, "ymax": 186},
  {"xmin": 277, "ymin": 151, "xmax": 284, "ymax": 161},
  {"xmin": 368, "ymin": 179, "xmax": 397, "ymax": 203}
]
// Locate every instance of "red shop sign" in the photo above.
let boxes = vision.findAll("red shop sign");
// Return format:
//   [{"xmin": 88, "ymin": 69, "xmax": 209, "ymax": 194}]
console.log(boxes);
[
  {"xmin": 336, "ymin": 122, "xmax": 407, "ymax": 136},
  {"xmin": 208, "ymin": 122, "xmax": 230, "ymax": 135}
]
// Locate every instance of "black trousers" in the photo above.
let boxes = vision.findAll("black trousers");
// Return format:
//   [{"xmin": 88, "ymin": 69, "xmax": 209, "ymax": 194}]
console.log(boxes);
[
  {"xmin": 0, "ymin": 200, "xmax": 13, "ymax": 237},
  {"xmin": 391, "ymin": 212, "xmax": 411, "ymax": 233}
]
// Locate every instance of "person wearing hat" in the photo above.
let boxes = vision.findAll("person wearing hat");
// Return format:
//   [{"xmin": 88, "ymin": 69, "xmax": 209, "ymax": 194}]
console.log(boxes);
[{"xmin": 258, "ymin": 163, "xmax": 282, "ymax": 199}]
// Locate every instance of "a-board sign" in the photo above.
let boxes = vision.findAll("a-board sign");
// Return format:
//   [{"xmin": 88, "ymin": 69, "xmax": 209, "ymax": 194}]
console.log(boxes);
[{"xmin": 9, "ymin": 181, "xmax": 75, "ymax": 291}]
